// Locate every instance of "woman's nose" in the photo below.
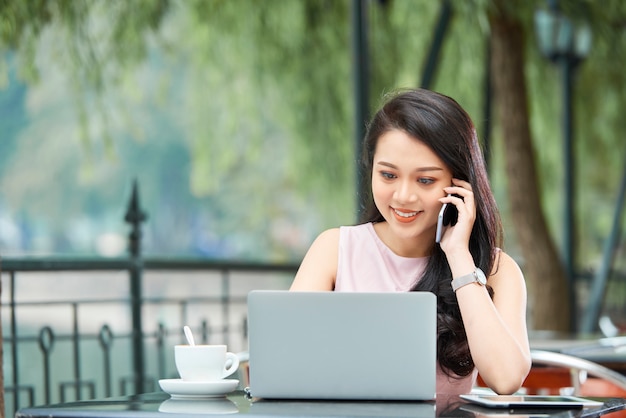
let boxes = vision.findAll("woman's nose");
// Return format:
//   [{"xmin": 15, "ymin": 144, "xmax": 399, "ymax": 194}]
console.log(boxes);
[{"xmin": 394, "ymin": 180, "xmax": 418, "ymax": 203}]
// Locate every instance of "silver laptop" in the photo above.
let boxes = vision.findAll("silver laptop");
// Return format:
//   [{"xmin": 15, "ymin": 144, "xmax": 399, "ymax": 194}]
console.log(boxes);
[{"xmin": 247, "ymin": 290, "xmax": 436, "ymax": 401}]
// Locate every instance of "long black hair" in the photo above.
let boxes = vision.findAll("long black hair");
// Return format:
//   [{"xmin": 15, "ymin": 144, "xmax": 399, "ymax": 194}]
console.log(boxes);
[{"xmin": 359, "ymin": 88, "xmax": 502, "ymax": 377}]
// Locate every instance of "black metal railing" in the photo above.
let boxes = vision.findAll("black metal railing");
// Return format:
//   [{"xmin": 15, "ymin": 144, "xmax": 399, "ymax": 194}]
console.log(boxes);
[
  {"xmin": 0, "ymin": 182, "xmax": 299, "ymax": 417},
  {"xmin": 1, "ymin": 257, "xmax": 298, "ymax": 416}
]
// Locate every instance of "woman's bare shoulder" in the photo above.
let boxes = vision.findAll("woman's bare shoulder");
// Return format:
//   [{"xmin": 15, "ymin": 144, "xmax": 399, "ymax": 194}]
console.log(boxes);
[
  {"xmin": 489, "ymin": 250, "xmax": 526, "ymax": 291},
  {"xmin": 289, "ymin": 228, "xmax": 340, "ymax": 291}
]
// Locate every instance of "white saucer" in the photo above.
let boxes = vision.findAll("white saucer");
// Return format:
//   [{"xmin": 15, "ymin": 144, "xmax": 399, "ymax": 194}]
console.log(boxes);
[
  {"xmin": 158, "ymin": 398, "xmax": 238, "ymax": 414},
  {"xmin": 158, "ymin": 378, "xmax": 239, "ymax": 399}
]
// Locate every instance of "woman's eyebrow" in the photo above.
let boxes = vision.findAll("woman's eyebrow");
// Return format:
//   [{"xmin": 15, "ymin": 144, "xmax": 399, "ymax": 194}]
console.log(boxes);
[
  {"xmin": 415, "ymin": 166, "xmax": 444, "ymax": 173},
  {"xmin": 376, "ymin": 161, "xmax": 397, "ymax": 169},
  {"xmin": 375, "ymin": 161, "xmax": 443, "ymax": 172}
]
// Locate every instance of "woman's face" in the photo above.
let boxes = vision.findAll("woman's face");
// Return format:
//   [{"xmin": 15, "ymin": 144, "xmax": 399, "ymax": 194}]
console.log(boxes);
[{"xmin": 371, "ymin": 129, "xmax": 453, "ymax": 242}]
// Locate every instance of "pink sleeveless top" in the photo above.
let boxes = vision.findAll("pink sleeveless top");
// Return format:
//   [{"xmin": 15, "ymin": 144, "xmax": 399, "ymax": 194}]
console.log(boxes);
[{"xmin": 335, "ymin": 223, "xmax": 477, "ymax": 394}]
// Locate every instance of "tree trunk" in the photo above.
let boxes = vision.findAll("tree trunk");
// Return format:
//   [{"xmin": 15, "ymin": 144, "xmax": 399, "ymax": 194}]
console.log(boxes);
[{"xmin": 489, "ymin": 5, "xmax": 570, "ymax": 331}]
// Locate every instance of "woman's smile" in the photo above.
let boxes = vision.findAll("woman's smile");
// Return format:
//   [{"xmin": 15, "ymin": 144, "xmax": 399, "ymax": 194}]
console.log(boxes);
[
  {"xmin": 371, "ymin": 129, "xmax": 453, "ymax": 241},
  {"xmin": 392, "ymin": 207, "xmax": 421, "ymax": 223}
]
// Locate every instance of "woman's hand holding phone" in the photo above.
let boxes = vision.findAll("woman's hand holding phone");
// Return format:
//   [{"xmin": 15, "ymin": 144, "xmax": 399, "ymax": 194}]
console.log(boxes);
[
  {"xmin": 435, "ymin": 194, "xmax": 459, "ymax": 243},
  {"xmin": 437, "ymin": 180, "xmax": 476, "ymax": 251}
]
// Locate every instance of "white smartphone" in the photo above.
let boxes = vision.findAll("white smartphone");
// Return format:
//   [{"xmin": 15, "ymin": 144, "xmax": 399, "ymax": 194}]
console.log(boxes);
[
  {"xmin": 435, "ymin": 202, "xmax": 448, "ymax": 244},
  {"xmin": 435, "ymin": 194, "xmax": 458, "ymax": 244}
]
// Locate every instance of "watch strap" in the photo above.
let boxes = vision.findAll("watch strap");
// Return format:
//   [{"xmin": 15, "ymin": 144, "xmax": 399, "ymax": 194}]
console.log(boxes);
[{"xmin": 451, "ymin": 268, "xmax": 486, "ymax": 292}]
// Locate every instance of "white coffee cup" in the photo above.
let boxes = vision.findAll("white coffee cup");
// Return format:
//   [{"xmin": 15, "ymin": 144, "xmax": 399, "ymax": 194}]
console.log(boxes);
[{"xmin": 175, "ymin": 344, "xmax": 240, "ymax": 382}]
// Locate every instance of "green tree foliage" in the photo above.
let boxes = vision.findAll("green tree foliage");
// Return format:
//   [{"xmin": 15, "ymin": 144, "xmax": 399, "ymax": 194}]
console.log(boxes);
[{"xmin": 0, "ymin": 0, "xmax": 625, "ymax": 319}]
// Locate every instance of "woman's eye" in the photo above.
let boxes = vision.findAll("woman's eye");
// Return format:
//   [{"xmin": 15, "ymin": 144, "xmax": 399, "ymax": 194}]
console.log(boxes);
[
  {"xmin": 418, "ymin": 178, "xmax": 435, "ymax": 185},
  {"xmin": 380, "ymin": 171, "xmax": 396, "ymax": 179}
]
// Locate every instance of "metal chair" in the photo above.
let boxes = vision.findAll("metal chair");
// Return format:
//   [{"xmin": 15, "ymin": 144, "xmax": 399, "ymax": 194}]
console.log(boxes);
[
  {"xmin": 525, "ymin": 349, "xmax": 626, "ymax": 396},
  {"xmin": 475, "ymin": 349, "xmax": 626, "ymax": 397}
]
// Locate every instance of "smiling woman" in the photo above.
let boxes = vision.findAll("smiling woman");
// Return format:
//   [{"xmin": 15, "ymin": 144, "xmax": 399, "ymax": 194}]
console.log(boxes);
[
  {"xmin": 371, "ymin": 130, "xmax": 452, "ymax": 252},
  {"xmin": 290, "ymin": 88, "xmax": 531, "ymax": 396}
]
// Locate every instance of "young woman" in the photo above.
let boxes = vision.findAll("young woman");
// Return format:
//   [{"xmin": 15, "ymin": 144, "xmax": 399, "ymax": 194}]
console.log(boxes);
[{"xmin": 290, "ymin": 88, "xmax": 531, "ymax": 395}]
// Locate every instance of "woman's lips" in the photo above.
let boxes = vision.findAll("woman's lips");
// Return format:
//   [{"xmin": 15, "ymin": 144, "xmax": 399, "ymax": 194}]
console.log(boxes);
[{"xmin": 392, "ymin": 208, "xmax": 419, "ymax": 223}]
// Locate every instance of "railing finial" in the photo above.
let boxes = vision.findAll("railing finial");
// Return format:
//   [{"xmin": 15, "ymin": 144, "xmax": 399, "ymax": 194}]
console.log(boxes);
[{"xmin": 124, "ymin": 179, "xmax": 148, "ymax": 257}]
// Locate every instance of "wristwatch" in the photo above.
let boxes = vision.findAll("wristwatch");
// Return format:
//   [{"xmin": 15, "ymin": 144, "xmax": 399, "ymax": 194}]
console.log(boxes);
[{"xmin": 451, "ymin": 268, "xmax": 487, "ymax": 292}]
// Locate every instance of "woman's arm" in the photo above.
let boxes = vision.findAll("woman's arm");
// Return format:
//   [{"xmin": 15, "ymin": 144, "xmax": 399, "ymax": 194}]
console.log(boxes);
[
  {"xmin": 289, "ymin": 228, "xmax": 339, "ymax": 291},
  {"xmin": 440, "ymin": 181, "xmax": 531, "ymax": 394},
  {"xmin": 449, "ymin": 249, "xmax": 531, "ymax": 394}
]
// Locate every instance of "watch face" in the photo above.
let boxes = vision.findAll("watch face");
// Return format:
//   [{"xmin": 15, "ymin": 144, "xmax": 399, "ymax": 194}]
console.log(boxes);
[{"xmin": 476, "ymin": 268, "xmax": 487, "ymax": 285}]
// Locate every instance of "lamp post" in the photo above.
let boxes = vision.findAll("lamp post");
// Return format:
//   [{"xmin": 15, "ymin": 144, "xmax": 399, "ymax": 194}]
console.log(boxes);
[
  {"xmin": 534, "ymin": 4, "xmax": 592, "ymax": 331},
  {"xmin": 352, "ymin": 0, "xmax": 370, "ymax": 221}
]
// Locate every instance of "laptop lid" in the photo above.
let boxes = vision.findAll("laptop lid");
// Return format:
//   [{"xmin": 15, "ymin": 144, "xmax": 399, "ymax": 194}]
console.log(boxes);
[{"xmin": 247, "ymin": 290, "xmax": 436, "ymax": 401}]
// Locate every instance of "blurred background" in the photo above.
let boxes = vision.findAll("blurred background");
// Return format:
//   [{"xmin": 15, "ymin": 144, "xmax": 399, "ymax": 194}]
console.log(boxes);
[{"xmin": 0, "ymin": 0, "xmax": 625, "ymax": 414}]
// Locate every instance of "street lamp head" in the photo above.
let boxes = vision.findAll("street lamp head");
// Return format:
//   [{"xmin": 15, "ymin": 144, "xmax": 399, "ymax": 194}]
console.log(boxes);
[
  {"xmin": 573, "ymin": 24, "xmax": 592, "ymax": 59},
  {"xmin": 534, "ymin": 8, "xmax": 592, "ymax": 64}
]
